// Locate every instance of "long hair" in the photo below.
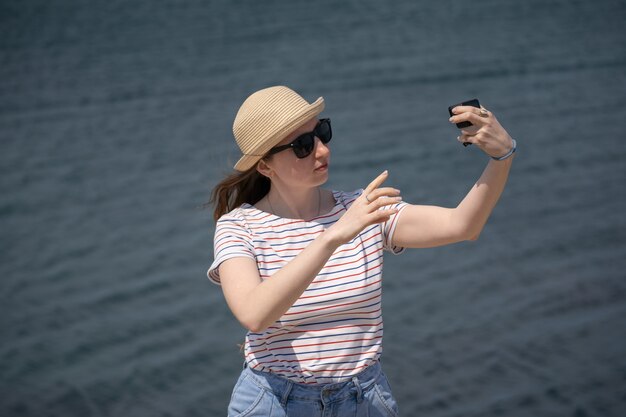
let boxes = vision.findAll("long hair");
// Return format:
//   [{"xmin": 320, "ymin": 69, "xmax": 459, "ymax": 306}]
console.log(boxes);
[{"xmin": 209, "ymin": 165, "xmax": 270, "ymax": 222}]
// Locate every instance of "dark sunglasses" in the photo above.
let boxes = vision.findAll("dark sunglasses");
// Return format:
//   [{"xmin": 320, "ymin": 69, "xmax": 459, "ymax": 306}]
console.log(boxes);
[{"xmin": 267, "ymin": 118, "xmax": 332, "ymax": 159}]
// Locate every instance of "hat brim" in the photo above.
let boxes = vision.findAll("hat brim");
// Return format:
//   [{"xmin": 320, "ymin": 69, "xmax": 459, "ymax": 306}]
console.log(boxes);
[{"xmin": 233, "ymin": 97, "xmax": 325, "ymax": 172}]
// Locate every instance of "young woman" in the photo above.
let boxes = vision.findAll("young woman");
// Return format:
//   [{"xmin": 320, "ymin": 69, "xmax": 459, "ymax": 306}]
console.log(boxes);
[{"xmin": 208, "ymin": 86, "xmax": 515, "ymax": 416}]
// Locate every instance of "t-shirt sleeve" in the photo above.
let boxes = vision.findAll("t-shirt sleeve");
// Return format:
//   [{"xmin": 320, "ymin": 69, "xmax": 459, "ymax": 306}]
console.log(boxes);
[
  {"xmin": 207, "ymin": 212, "xmax": 255, "ymax": 285},
  {"xmin": 347, "ymin": 188, "xmax": 409, "ymax": 255},
  {"xmin": 381, "ymin": 199, "xmax": 409, "ymax": 254}
]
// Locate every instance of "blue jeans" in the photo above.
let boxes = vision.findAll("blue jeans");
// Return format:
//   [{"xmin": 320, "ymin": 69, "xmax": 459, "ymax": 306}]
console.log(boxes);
[{"xmin": 227, "ymin": 360, "xmax": 399, "ymax": 417}]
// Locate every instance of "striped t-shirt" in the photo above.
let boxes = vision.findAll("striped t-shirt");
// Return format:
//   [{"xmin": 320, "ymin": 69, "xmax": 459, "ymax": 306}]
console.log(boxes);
[{"xmin": 207, "ymin": 189, "xmax": 408, "ymax": 384}]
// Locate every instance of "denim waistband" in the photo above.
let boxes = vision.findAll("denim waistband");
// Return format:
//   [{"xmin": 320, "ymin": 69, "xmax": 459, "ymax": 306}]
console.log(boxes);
[{"xmin": 243, "ymin": 361, "xmax": 382, "ymax": 404}]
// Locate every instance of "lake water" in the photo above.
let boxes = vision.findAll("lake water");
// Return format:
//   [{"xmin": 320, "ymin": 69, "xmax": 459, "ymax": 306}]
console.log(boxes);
[{"xmin": 1, "ymin": 0, "xmax": 626, "ymax": 415}]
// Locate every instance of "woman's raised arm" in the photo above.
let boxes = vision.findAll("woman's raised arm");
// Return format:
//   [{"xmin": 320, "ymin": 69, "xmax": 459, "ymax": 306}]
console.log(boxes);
[{"xmin": 392, "ymin": 105, "xmax": 515, "ymax": 249}]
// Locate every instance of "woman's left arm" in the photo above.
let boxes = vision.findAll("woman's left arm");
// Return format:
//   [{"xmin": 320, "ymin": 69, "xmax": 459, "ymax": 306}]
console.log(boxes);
[{"xmin": 392, "ymin": 105, "xmax": 516, "ymax": 249}]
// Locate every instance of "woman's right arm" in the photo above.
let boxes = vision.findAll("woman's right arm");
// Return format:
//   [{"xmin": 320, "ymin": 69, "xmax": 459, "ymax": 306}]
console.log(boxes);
[{"xmin": 219, "ymin": 170, "xmax": 402, "ymax": 333}]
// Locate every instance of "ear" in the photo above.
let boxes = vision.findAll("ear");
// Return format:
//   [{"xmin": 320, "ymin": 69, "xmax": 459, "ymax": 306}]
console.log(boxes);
[{"xmin": 256, "ymin": 158, "xmax": 273, "ymax": 178}]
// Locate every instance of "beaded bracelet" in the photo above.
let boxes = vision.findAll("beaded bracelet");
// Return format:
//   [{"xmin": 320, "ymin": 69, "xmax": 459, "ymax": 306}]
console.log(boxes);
[{"xmin": 491, "ymin": 139, "xmax": 517, "ymax": 161}]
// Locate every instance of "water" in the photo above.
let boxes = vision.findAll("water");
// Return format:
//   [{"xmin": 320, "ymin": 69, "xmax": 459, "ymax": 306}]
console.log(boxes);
[{"xmin": 1, "ymin": 0, "xmax": 625, "ymax": 415}]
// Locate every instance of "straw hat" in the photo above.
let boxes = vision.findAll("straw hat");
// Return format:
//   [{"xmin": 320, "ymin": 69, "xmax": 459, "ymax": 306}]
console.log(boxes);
[{"xmin": 232, "ymin": 86, "xmax": 325, "ymax": 171}]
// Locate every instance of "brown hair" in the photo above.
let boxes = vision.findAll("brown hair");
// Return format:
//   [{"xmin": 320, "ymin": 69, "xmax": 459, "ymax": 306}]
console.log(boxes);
[{"xmin": 209, "ymin": 165, "xmax": 270, "ymax": 222}]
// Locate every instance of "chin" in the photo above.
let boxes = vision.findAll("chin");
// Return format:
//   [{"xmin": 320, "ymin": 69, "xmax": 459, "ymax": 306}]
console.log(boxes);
[{"xmin": 309, "ymin": 170, "xmax": 328, "ymax": 185}]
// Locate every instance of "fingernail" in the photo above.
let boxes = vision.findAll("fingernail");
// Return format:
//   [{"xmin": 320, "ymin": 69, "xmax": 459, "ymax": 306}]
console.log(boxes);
[
  {"xmin": 383, "ymin": 170, "xmax": 388, "ymax": 175},
  {"xmin": 449, "ymin": 117, "xmax": 454, "ymax": 122}
]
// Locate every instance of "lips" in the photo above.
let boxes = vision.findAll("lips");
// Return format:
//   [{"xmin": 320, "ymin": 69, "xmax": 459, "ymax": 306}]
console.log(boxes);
[{"xmin": 314, "ymin": 163, "xmax": 328, "ymax": 171}]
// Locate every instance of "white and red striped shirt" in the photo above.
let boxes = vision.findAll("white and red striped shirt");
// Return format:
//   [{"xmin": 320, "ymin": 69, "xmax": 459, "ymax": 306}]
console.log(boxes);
[{"xmin": 208, "ymin": 189, "xmax": 408, "ymax": 384}]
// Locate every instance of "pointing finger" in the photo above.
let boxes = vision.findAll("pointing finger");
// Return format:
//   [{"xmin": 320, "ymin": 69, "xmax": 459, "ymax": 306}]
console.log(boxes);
[{"xmin": 364, "ymin": 170, "xmax": 389, "ymax": 194}]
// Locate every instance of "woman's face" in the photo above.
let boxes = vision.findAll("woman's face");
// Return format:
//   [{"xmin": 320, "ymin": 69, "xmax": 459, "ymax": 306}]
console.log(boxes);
[{"xmin": 261, "ymin": 117, "xmax": 331, "ymax": 188}]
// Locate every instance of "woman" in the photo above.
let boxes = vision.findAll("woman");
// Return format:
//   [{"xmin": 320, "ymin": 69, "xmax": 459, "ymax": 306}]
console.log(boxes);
[{"xmin": 208, "ymin": 86, "xmax": 515, "ymax": 416}]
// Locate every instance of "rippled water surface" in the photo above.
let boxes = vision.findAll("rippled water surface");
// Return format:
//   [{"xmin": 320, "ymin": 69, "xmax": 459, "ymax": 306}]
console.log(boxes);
[{"xmin": 2, "ymin": 0, "xmax": 626, "ymax": 416}]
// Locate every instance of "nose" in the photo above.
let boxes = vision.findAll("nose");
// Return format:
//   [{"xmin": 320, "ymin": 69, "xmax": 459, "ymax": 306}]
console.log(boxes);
[{"xmin": 314, "ymin": 136, "xmax": 330, "ymax": 158}]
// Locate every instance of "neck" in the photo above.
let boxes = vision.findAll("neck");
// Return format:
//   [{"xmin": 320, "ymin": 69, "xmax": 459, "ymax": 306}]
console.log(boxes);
[{"xmin": 266, "ymin": 185, "xmax": 322, "ymax": 220}]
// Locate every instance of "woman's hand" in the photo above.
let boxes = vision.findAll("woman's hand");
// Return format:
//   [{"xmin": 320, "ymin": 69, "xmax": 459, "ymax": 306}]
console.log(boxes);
[
  {"xmin": 326, "ymin": 170, "xmax": 402, "ymax": 245},
  {"xmin": 449, "ymin": 105, "xmax": 515, "ymax": 159}
]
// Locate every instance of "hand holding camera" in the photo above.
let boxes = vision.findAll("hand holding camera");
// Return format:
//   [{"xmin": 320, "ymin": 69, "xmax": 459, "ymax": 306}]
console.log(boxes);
[{"xmin": 448, "ymin": 99, "xmax": 516, "ymax": 160}]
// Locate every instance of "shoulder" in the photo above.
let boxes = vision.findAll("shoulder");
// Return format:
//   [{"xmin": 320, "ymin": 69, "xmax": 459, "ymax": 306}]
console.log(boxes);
[
  {"xmin": 333, "ymin": 189, "xmax": 364, "ymax": 208},
  {"xmin": 215, "ymin": 205, "xmax": 255, "ymax": 232},
  {"xmin": 216, "ymin": 206, "xmax": 247, "ymax": 222},
  {"xmin": 216, "ymin": 208, "xmax": 243, "ymax": 226}
]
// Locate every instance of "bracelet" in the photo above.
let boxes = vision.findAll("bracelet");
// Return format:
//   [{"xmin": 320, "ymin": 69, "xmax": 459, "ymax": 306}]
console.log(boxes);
[{"xmin": 491, "ymin": 139, "xmax": 516, "ymax": 161}]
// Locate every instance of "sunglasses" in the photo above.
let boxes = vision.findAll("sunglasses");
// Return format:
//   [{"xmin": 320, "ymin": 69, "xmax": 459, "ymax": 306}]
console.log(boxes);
[{"xmin": 267, "ymin": 118, "xmax": 332, "ymax": 159}]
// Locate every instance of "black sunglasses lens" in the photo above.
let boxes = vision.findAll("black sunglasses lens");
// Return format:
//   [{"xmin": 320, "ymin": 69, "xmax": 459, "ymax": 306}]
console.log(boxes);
[
  {"xmin": 316, "ymin": 119, "xmax": 332, "ymax": 143},
  {"xmin": 287, "ymin": 119, "xmax": 332, "ymax": 158},
  {"xmin": 293, "ymin": 135, "xmax": 315, "ymax": 158}
]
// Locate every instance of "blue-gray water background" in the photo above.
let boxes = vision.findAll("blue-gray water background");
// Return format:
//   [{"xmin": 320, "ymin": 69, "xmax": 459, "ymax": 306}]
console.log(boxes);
[{"xmin": 2, "ymin": 1, "xmax": 625, "ymax": 416}]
